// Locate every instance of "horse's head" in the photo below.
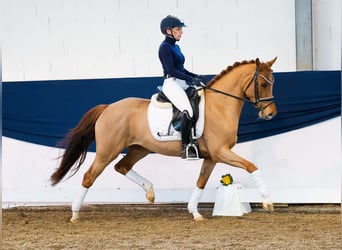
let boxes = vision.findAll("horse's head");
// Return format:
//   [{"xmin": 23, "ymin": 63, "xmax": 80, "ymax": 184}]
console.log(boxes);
[{"xmin": 244, "ymin": 57, "xmax": 277, "ymax": 120}]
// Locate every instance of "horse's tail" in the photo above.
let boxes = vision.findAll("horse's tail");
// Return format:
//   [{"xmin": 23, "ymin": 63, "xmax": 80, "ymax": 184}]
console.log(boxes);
[{"xmin": 50, "ymin": 104, "xmax": 108, "ymax": 186}]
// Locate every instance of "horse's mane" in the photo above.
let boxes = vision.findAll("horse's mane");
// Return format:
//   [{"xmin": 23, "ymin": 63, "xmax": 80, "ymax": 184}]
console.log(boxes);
[{"xmin": 207, "ymin": 59, "xmax": 256, "ymax": 87}]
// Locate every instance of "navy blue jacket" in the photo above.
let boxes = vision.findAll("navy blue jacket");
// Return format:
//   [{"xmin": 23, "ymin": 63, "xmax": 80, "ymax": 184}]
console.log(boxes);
[{"xmin": 158, "ymin": 37, "xmax": 197, "ymax": 82}]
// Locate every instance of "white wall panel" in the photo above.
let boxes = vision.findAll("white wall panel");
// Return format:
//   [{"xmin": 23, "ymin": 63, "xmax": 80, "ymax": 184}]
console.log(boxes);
[
  {"xmin": 3, "ymin": 117, "xmax": 341, "ymax": 207},
  {"xmin": 312, "ymin": 0, "xmax": 341, "ymax": 69},
  {"xmin": 2, "ymin": 0, "xmax": 299, "ymax": 81}
]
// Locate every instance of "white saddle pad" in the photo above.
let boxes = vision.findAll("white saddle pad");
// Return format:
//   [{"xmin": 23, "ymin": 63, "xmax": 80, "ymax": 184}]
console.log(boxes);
[{"xmin": 147, "ymin": 92, "xmax": 205, "ymax": 141}]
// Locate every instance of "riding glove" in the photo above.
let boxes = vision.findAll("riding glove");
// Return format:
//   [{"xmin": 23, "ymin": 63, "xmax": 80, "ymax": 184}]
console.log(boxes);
[{"xmin": 191, "ymin": 77, "xmax": 206, "ymax": 87}]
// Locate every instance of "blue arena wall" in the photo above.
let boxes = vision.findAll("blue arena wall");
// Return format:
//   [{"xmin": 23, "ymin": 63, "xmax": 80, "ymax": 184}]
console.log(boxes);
[{"xmin": 3, "ymin": 71, "xmax": 341, "ymax": 151}]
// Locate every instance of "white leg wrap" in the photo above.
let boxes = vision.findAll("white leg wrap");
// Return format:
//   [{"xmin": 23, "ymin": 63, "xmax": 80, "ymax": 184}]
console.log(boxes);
[
  {"xmin": 251, "ymin": 170, "xmax": 270, "ymax": 199},
  {"xmin": 187, "ymin": 186, "xmax": 203, "ymax": 213},
  {"xmin": 125, "ymin": 169, "xmax": 152, "ymax": 192},
  {"xmin": 72, "ymin": 186, "xmax": 88, "ymax": 212}
]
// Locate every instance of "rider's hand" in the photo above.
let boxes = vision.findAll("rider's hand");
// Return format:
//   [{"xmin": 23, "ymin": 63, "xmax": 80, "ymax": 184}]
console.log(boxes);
[
  {"xmin": 192, "ymin": 77, "xmax": 206, "ymax": 87},
  {"xmin": 197, "ymin": 75, "xmax": 207, "ymax": 85}
]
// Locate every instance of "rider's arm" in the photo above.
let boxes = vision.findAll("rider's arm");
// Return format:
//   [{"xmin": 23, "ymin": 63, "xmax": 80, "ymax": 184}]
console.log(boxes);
[{"xmin": 159, "ymin": 43, "xmax": 195, "ymax": 82}]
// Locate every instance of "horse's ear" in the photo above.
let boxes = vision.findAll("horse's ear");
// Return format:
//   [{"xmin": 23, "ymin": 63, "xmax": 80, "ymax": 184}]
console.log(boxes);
[
  {"xmin": 267, "ymin": 57, "xmax": 277, "ymax": 68},
  {"xmin": 255, "ymin": 58, "xmax": 261, "ymax": 68}
]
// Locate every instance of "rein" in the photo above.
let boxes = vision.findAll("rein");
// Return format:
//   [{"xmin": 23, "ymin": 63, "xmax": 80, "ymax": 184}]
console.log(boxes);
[
  {"xmin": 205, "ymin": 84, "xmax": 254, "ymax": 104},
  {"xmin": 202, "ymin": 67, "xmax": 274, "ymax": 108}
]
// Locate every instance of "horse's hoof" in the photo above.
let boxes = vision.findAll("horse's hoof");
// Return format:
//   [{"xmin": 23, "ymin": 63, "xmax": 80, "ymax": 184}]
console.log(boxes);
[
  {"xmin": 146, "ymin": 187, "xmax": 155, "ymax": 203},
  {"xmin": 262, "ymin": 197, "xmax": 274, "ymax": 212},
  {"xmin": 70, "ymin": 212, "xmax": 80, "ymax": 223},
  {"xmin": 192, "ymin": 212, "xmax": 205, "ymax": 221}
]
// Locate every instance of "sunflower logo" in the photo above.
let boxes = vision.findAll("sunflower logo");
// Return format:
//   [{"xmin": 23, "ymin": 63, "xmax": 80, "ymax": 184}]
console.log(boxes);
[{"xmin": 220, "ymin": 174, "xmax": 233, "ymax": 186}]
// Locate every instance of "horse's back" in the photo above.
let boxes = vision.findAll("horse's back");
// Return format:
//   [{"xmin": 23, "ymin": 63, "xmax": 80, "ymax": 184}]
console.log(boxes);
[
  {"xmin": 98, "ymin": 97, "xmax": 149, "ymax": 120},
  {"xmin": 108, "ymin": 97, "xmax": 150, "ymax": 106},
  {"xmin": 95, "ymin": 97, "xmax": 150, "ymax": 139}
]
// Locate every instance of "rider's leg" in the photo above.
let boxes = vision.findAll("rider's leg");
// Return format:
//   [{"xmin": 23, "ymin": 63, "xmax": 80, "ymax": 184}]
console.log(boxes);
[
  {"xmin": 162, "ymin": 78, "xmax": 199, "ymax": 159},
  {"xmin": 180, "ymin": 111, "xmax": 198, "ymax": 159},
  {"xmin": 162, "ymin": 78, "xmax": 193, "ymax": 117}
]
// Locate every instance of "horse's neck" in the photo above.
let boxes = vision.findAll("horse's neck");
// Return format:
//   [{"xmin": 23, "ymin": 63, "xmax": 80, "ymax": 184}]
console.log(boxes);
[
  {"xmin": 206, "ymin": 66, "xmax": 254, "ymax": 124},
  {"xmin": 216, "ymin": 65, "xmax": 254, "ymax": 94}
]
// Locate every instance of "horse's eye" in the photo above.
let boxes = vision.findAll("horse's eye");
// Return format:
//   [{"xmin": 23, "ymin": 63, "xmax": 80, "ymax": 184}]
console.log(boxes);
[{"xmin": 261, "ymin": 82, "xmax": 267, "ymax": 88}]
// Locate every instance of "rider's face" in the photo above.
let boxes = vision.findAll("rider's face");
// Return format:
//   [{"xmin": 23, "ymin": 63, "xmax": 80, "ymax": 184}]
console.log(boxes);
[{"xmin": 167, "ymin": 27, "xmax": 183, "ymax": 41}]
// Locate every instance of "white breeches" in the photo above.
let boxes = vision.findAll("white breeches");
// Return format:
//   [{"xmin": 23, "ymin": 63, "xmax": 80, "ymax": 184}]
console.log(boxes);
[{"xmin": 162, "ymin": 78, "xmax": 193, "ymax": 118}]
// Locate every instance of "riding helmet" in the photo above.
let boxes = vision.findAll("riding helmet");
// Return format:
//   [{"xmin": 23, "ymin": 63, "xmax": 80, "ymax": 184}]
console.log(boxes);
[{"xmin": 160, "ymin": 15, "xmax": 186, "ymax": 35}]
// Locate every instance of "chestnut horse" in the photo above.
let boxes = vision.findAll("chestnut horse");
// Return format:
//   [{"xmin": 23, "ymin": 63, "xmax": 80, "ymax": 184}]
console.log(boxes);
[{"xmin": 51, "ymin": 57, "xmax": 277, "ymax": 222}]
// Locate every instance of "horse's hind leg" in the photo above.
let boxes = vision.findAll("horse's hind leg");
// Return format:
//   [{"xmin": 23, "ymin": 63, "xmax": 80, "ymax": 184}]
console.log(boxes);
[
  {"xmin": 114, "ymin": 145, "xmax": 154, "ymax": 203},
  {"xmin": 70, "ymin": 153, "xmax": 117, "ymax": 222}
]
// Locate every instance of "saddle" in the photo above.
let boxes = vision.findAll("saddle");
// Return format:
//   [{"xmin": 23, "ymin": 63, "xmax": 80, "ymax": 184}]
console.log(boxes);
[{"xmin": 155, "ymin": 86, "xmax": 201, "ymax": 136}]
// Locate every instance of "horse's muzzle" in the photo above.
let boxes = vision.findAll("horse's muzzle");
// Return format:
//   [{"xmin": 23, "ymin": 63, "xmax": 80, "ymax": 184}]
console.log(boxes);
[
  {"xmin": 259, "ymin": 112, "xmax": 275, "ymax": 120},
  {"xmin": 258, "ymin": 103, "xmax": 277, "ymax": 120}
]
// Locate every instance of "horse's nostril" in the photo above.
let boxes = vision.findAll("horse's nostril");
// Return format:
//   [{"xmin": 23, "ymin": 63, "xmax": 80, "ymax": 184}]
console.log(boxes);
[{"xmin": 263, "ymin": 112, "xmax": 273, "ymax": 120}]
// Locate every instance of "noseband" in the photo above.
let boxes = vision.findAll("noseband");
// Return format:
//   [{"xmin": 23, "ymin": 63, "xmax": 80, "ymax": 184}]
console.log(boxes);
[{"xmin": 204, "ymin": 67, "xmax": 275, "ymax": 112}]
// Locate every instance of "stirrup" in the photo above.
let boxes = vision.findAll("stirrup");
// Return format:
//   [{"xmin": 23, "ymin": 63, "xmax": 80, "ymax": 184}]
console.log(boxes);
[{"xmin": 185, "ymin": 143, "xmax": 200, "ymax": 160}]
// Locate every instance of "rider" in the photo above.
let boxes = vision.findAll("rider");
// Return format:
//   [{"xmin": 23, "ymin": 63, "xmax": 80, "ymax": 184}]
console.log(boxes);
[{"xmin": 159, "ymin": 15, "xmax": 206, "ymax": 160}]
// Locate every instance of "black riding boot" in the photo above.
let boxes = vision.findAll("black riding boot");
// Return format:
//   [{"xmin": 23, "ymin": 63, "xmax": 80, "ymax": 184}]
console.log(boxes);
[{"xmin": 181, "ymin": 111, "xmax": 199, "ymax": 160}]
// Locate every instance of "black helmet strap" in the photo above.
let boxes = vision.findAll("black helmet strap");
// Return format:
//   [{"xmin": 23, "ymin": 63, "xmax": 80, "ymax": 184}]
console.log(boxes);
[{"xmin": 165, "ymin": 27, "xmax": 176, "ymax": 41}]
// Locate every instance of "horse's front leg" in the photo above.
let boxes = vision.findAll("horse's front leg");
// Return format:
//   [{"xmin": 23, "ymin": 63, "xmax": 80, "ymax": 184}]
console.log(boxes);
[
  {"xmin": 217, "ymin": 147, "xmax": 274, "ymax": 212},
  {"xmin": 188, "ymin": 158, "xmax": 216, "ymax": 221}
]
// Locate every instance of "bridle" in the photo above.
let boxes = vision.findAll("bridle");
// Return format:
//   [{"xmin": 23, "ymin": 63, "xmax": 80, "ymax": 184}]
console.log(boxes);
[{"xmin": 203, "ymin": 67, "xmax": 275, "ymax": 112}]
